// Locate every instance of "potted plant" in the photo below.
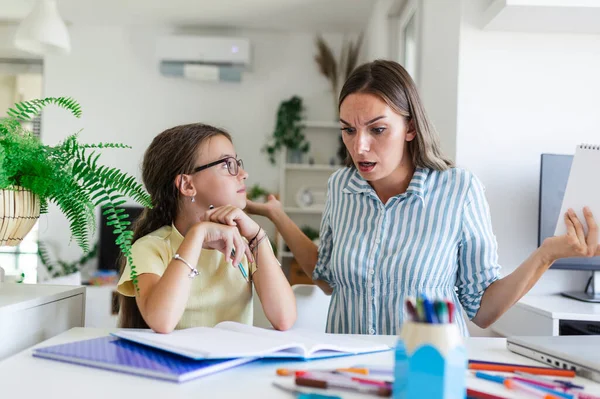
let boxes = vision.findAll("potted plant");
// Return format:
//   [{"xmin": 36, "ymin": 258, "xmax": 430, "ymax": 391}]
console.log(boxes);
[
  {"xmin": 246, "ymin": 184, "xmax": 270, "ymax": 202},
  {"xmin": 263, "ymin": 96, "xmax": 310, "ymax": 164},
  {"xmin": 0, "ymin": 97, "xmax": 152, "ymax": 287}
]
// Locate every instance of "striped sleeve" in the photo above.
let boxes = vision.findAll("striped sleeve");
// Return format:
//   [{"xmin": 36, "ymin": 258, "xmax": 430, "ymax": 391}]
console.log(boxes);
[
  {"xmin": 313, "ymin": 177, "xmax": 334, "ymax": 285},
  {"xmin": 456, "ymin": 173, "xmax": 501, "ymax": 319}
]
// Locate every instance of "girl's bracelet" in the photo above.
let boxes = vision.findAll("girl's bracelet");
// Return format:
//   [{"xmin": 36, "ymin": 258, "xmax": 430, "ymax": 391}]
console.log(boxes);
[{"xmin": 173, "ymin": 253, "xmax": 199, "ymax": 278}]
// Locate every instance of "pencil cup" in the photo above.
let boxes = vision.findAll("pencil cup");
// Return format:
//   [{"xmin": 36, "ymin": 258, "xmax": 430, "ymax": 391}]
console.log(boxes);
[{"xmin": 393, "ymin": 322, "xmax": 466, "ymax": 399}]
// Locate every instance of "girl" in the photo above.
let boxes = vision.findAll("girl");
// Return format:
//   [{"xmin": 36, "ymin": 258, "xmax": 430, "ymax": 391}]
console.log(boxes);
[
  {"xmin": 247, "ymin": 60, "xmax": 599, "ymax": 336},
  {"xmin": 118, "ymin": 123, "xmax": 296, "ymax": 333}
]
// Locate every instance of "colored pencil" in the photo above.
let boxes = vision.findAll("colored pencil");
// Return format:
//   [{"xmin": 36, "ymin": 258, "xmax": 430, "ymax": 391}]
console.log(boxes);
[
  {"xmin": 469, "ymin": 363, "xmax": 576, "ymax": 377},
  {"xmin": 466, "ymin": 388, "xmax": 509, "ymax": 399},
  {"xmin": 469, "ymin": 360, "xmax": 558, "ymax": 369}
]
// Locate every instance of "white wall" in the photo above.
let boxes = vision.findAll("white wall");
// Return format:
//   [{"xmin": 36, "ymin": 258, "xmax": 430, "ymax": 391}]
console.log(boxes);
[
  {"xmin": 0, "ymin": 74, "xmax": 15, "ymax": 116},
  {"xmin": 40, "ymin": 25, "xmax": 345, "ymax": 263},
  {"xmin": 364, "ymin": 0, "xmax": 396, "ymax": 61},
  {"xmin": 457, "ymin": 0, "xmax": 600, "ymax": 294},
  {"xmin": 363, "ymin": 0, "xmax": 459, "ymax": 161},
  {"xmin": 14, "ymin": 73, "xmax": 42, "ymax": 102},
  {"xmin": 418, "ymin": 1, "xmax": 460, "ymax": 161}
]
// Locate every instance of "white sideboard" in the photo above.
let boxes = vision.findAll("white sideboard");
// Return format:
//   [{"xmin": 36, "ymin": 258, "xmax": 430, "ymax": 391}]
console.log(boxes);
[
  {"xmin": 0, "ymin": 283, "xmax": 86, "ymax": 360},
  {"xmin": 492, "ymin": 294, "xmax": 600, "ymax": 336}
]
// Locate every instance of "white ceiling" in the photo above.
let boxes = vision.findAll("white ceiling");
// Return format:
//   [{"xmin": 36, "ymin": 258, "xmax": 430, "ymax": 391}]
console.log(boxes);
[{"xmin": 0, "ymin": 0, "xmax": 374, "ymax": 32}]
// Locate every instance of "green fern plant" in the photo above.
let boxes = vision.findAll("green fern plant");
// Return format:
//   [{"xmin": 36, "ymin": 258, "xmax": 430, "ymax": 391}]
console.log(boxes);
[{"xmin": 0, "ymin": 97, "xmax": 152, "ymax": 290}]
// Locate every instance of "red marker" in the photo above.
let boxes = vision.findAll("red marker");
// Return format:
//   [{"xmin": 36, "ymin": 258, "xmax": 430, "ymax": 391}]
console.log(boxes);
[{"xmin": 446, "ymin": 300, "xmax": 455, "ymax": 323}]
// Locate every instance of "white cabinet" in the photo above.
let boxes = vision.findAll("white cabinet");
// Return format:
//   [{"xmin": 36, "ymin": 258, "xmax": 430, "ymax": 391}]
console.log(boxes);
[
  {"xmin": 0, "ymin": 283, "xmax": 85, "ymax": 360},
  {"xmin": 276, "ymin": 121, "xmax": 341, "ymax": 281},
  {"xmin": 492, "ymin": 294, "xmax": 600, "ymax": 336},
  {"xmin": 84, "ymin": 285, "xmax": 118, "ymax": 328}
]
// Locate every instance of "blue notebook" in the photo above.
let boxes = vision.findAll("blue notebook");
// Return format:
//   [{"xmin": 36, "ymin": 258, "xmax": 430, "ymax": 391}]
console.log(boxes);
[{"xmin": 32, "ymin": 336, "xmax": 256, "ymax": 382}]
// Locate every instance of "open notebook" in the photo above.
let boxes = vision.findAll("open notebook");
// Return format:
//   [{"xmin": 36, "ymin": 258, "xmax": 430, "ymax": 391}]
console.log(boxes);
[
  {"xmin": 32, "ymin": 336, "xmax": 255, "ymax": 382},
  {"xmin": 555, "ymin": 144, "xmax": 600, "ymax": 243},
  {"xmin": 112, "ymin": 321, "xmax": 391, "ymax": 360}
]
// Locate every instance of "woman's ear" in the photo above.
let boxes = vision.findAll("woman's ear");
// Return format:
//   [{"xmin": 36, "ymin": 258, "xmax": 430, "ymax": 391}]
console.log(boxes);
[
  {"xmin": 174, "ymin": 174, "xmax": 196, "ymax": 197},
  {"xmin": 406, "ymin": 119, "xmax": 417, "ymax": 142}
]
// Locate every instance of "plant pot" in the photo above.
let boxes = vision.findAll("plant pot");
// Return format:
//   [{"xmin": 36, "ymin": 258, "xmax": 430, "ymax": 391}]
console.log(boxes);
[
  {"xmin": 41, "ymin": 271, "xmax": 82, "ymax": 286},
  {"xmin": 0, "ymin": 187, "xmax": 41, "ymax": 282},
  {"xmin": 287, "ymin": 149, "xmax": 304, "ymax": 164},
  {"xmin": 0, "ymin": 187, "xmax": 41, "ymax": 246}
]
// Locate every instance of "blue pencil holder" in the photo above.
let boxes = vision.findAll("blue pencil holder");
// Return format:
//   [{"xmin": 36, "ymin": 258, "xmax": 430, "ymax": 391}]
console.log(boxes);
[{"xmin": 393, "ymin": 321, "xmax": 466, "ymax": 399}]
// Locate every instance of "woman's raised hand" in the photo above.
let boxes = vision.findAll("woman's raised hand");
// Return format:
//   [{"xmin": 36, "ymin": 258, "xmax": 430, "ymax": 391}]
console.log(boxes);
[
  {"xmin": 542, "ymin": 207, "xmax": 600, "ymax": 262},
  {"xmin": 245, "ymin": 194, "xmax": 283, "ymax": 219}
]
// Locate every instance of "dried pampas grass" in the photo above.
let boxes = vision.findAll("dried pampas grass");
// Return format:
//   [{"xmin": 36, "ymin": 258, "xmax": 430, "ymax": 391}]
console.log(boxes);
[{"xmin": 314, "ymin": 33, "xmax": 364, "ymax": 100}]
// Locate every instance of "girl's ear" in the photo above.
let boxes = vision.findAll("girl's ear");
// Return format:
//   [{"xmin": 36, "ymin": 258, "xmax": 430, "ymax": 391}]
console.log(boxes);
[
  {"xmin": 406, "ymin": 119, "xmax": 417, "ymax": 142},
  {"xmin": 174, "ymin": 174, "xmax": 196, "ymax": 197}
]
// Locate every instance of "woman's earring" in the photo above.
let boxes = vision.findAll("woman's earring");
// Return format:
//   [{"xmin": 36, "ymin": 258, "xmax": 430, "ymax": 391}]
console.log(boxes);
[{"xmin": 191, "ymin": 196, "xmax": 195, "ymax": 203}]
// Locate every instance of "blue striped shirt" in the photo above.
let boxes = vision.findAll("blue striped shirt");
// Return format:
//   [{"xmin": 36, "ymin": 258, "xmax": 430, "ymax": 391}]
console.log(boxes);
[{"xmin": 313, "ymin": 167, "xmax": 501, "ymax": 336}]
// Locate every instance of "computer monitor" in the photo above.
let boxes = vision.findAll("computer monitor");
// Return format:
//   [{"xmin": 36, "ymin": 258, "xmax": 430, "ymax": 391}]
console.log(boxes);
[
  {"xmin": 98, "ymin": 206, "xmax": 144, "ymax": 271},
  {"xmin": 538, "ymin": 153, "xmax": 600, "ymax": 302}
]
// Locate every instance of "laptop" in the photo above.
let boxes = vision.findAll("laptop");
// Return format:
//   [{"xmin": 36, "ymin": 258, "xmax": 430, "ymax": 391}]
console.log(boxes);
[{"xmin": 507, "ymin": 335, "xmax": 600, "ymax": 382}]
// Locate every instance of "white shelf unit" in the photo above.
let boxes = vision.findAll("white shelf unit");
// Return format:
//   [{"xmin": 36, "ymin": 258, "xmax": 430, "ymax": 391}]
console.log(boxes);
[{"xmin": 276, "ymin": 121, "xmax": 341, "ymax": 271}]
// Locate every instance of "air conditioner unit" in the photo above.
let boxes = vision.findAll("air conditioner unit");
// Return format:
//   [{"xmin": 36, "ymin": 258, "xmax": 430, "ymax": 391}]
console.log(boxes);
[{"xmin": 156, "ymin": 35, "xmax": 251, "ymax": 82}]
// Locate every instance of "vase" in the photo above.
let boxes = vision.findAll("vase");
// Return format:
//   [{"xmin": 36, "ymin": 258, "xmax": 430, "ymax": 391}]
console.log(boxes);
[
  {"xmin": 0, "ymin": 187, "xmax": 41, "ymax": 282},
  {"xmin": 287, "ymin": 149, "xmax": 304, "ymax": 164}
]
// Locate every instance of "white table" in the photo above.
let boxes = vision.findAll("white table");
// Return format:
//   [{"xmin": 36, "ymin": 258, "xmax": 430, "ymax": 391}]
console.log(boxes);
[
  {"xmin": 492, "ymin": 294, "xmax": 600, "ymax": 336},
  {"xmin": 1, "ymin": 328, "xmax": 599, "ymax": 398},
  {"xmin": 0, "ymin": 283, "xmax": 85, "ymax": 360}
]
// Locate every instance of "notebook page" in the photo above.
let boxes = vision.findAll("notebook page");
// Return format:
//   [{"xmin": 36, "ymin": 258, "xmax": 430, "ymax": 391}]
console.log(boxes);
[
  {"xmin": 216, "ymin": 322, "xmax": 390, "ymax": 357},
  {"xmin": 113, "ymin": 326, "xmax": 306, "ymax": 360},
  {"xmin": 555, "ymin": 145, "xmax": 600, "ymax": 244}
]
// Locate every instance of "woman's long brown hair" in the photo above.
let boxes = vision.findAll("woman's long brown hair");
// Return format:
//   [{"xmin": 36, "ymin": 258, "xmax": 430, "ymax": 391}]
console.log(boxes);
[
  {"xmin": 339, "ymin": 59, "xmax": 454, "ymax": 170},
  {"xmin": 118, "ymin": 123, "xmax": 231, "ymax": 328}
]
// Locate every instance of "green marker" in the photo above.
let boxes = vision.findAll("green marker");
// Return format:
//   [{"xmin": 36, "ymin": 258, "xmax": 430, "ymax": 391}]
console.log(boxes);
[{"xmin": 434, "ymin": 301, "xmax": 448, "ymax": 324}]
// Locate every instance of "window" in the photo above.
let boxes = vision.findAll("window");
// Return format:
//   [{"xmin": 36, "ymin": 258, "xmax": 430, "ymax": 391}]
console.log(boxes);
[
  {"xmin": 0, "ymin": 59, "xmax": 43, "ymax": 283},
  {"xmin": 403, "ymin": 11, "xmax": 418, "ymax": 82},
  {"xmin": 390, "ymin": 0, "xmax": 421, "ymax": 85},
  {"xmin": 0, "ymin": 223, "xmax": 39, "ymax": 283}
]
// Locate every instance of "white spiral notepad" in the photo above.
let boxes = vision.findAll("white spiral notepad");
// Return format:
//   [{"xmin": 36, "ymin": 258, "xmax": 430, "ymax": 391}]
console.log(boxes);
[{"xmin": 554, "ymin": 144, "xmax": 600, "ymax": 243}]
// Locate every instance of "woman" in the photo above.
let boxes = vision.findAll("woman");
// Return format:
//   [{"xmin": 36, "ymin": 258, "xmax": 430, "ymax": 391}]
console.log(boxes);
[
  {"xmin": 247, "ymin": 60, "xmax": 598, "ymax": 336},
  {"xmin": 118, "ymin": 123, "xmax": 296, "ymax": 333}
]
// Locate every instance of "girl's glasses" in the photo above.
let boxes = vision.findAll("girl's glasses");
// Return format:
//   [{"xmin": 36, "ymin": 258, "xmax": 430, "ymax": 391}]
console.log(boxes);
[{"xmin": 191, "ymin": 157, "xmax": 244, "ymax": 176}]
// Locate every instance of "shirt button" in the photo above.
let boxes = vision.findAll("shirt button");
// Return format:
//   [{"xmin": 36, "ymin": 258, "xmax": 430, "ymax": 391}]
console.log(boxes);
[
  {"xmin": 369, "ymin": 269, "xmax": 375, "ymax": 275},
  {"xmin": 369, "ymin": 282, "xmax": 374, "ymax": 288},
  {"xmin": 375, "ymin": 238, "xmax": 381, "ymax": 244},
  {"xmin": 368, "ymin": 328, "xmax": 375, "ymax": 335}
]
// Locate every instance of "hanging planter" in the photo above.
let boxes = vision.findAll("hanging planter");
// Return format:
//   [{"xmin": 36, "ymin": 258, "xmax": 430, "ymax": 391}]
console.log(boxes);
[
  {"xmin": 0, "ymin": 97, "xmax": 152, "ymax": 288},
  {"xmin": 0, "ymin": 187, "xmax": 40, "ymax": 246}
]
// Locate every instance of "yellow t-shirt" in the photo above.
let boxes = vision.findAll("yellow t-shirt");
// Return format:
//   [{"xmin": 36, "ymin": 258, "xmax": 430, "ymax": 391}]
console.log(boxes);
[{"xmin": 117, "ymin": 225, "xmax": 256, "ymax": 330}]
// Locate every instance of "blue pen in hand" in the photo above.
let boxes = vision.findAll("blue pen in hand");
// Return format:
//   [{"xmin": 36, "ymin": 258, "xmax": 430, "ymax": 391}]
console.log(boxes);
[
  {"xmin": 208, "ymin": 205, "xmax": 248, "ymax": 282},
  {"xmin": 231, "ymin": 247, "xmax": 249, "ymax": 282}
]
